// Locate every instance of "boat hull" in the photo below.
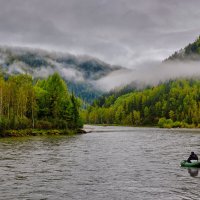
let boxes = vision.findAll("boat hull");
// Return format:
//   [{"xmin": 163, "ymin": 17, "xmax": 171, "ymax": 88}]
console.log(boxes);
[{"xmin": 181, "ymin": 160, "xmax": 200, "ymax": 168}]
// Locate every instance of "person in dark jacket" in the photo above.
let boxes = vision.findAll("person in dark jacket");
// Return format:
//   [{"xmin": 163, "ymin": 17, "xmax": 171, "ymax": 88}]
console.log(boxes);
[{"xmin": 187, "ymin": 152, "xmax": 198, "ymax": 163}]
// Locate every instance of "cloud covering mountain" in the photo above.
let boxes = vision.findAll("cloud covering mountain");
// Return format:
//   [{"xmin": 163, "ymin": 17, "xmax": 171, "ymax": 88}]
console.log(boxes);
[
  {"xmin": 2, "ymin": 39, "xmax": 200, "ymax": 94},
  {"xmin": 0, "ymin": 46, "xmax": 124, "ymax": 102},
  {"xmin": 0, "ymin": 0, "xmax": 200, "ymax": 68}
]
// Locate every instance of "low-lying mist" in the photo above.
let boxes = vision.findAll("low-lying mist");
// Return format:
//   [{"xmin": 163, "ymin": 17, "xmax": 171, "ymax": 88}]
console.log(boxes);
[
  {"xmin": 94, "ymin": 61, "xmax": 200, "ymax": 91},
  {"xmin": 2, "ymin": 45, "xmax": 200, "ymax": 94}
]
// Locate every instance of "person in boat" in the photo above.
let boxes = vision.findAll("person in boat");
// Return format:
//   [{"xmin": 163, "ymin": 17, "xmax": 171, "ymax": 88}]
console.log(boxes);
[{"xmin": 187, "ymin": 152, "xmax": 198, "ymax": 163}]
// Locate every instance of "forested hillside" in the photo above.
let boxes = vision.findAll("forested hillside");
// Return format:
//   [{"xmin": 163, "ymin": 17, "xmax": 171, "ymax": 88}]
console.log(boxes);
[
  {"xmin": 0, "ymin": 73, "xmax": 82, "ymax": 134},
  {"xmin": 0, "ymin": 46, "xmax": 122, "ymax": 103},
  {"xmin": 84, "ymin": 79, "xmax": 200, "ymax": 128},
  {"xmin": 83, "ymin": 35, "xmax": 200, "ymax": 128},
  {"xmin": 166, "ymin": 36, "xmax": 200, "ymax": 61}
]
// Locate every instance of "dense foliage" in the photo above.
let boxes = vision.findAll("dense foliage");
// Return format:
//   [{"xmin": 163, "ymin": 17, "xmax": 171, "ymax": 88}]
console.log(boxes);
[
  {"xmin": 66, "ymin": 80, "xmax": 102, "ymax": 104},
  {"xmin": 84, "ymin": 79, "xmax": 200, "ymax": 128},
  {"xmin": 0, "ymin": 73, "xmax": 82, "ymax": 131},
  {"xmin": 166, "ymin": 36, "xmax": 200, "ymax": 61},
  {"xmin": 0, "ymin": 47, "xmax": 122, "ymax": 103}
]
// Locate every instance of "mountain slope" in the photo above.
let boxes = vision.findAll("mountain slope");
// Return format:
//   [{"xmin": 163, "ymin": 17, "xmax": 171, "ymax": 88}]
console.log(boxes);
[
  {"xmin": 166, "ymin": 36, "xmax": 200, "ymax": 61},
  {"xmin": 0, "ymin": 46, "xmax": 123, "ymax": 103},
  {"xmin": 84, "ymin": 78, "xmax": 200, "ymax": 128},
  {"xmin": 84, "ymin": 35, "xmax": 200, "ymax": 127}
]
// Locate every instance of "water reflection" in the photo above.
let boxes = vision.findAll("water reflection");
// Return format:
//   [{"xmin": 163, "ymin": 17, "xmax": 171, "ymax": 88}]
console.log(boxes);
[
  {"xmin": 188, "ymin": 168, "xmax": 199, "ymax": 177},
  {"xmin": 1, "ymin": 127, "xmax": 200, "ymax": 199}
]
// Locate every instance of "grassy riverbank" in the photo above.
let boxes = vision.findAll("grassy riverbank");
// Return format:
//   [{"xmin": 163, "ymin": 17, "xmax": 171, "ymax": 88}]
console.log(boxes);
[
  {"xmin": 86, "ymin": 123, "xmax": 200, "ymax": 129},
  {"xmin": 0, "ymin": 129, "xmax": 86, "ymax": 138}
]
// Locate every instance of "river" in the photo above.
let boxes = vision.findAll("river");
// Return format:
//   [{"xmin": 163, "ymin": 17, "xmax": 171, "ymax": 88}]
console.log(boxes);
[{"xmin": 0, "ymin": 125, "xmax": 200, "ymax": 200}]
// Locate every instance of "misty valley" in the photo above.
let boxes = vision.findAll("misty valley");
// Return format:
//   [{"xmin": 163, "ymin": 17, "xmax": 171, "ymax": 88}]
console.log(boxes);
[
  {"xmin": 1, "ymin": 41, "xmax": 200, "ymax": 198},
  {"xmin": 1, "ymin": 36, "xmax": 200, "ymax": 135},
  {"xmin": 1, "ymin": 1, "xmax": 200, "ymax": 199}
]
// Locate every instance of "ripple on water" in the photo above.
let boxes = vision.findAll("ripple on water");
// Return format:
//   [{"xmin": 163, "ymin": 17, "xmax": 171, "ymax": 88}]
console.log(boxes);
[{"xmin": 1, "ymin": 126, "xmax": 200, "ymax": 200}]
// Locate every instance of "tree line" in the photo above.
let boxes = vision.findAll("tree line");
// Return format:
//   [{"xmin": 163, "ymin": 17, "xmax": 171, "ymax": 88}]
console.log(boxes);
[
  {"xmin": 166, "ymin": 36, "xmax": 200, "ymax": 61},
  {"xmin": 0, "ymin": 73, "xmax": 82, "ymax": 131},
  {"xmin": 83, "ymin": 79, "xmax": 200, "ymax": 128}
]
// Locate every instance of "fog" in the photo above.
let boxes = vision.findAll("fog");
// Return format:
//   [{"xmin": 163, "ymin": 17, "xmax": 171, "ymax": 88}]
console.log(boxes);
[
  {"xmin": 1, "ymin": 0, "xmax": 200, "ymax": 91},
  {"xmin": 1, "ymin": 45, "xmax": 200, "ymax": 92},
  {"xmin": 0, "ymin": 0, "xmax": 200, "ymax": 67},
  {"xmin": 94, "ymin": 61, "xmax": 200, "ymax": 91}
]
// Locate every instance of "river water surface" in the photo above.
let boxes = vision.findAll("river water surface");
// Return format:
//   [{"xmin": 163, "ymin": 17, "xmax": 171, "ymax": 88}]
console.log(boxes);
[{"xmin": 1, "ymin": 126, "xmax": 200, "ymax": 200}]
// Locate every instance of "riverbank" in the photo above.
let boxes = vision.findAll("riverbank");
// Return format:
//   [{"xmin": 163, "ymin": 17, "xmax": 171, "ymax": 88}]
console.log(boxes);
[
  {"xmin": 85, "ymin": 122, "xmax": 200, "ymax": 129},
  {"xmin": 0, "ymin": 128, "xmax": 86, "ymax": 138}
]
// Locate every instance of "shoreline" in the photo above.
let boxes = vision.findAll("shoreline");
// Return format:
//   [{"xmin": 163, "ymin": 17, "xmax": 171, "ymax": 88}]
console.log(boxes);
[
  {"xmin": 84, "ymin": 124, "xmax": 200, "ymax": 130},
  {"xmin": 0, "ymin": 128, "xmax": 87, "ymax": 138}
]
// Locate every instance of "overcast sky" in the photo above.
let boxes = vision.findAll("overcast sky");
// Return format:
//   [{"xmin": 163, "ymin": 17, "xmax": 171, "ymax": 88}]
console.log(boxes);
[{"xmin": 0, "ymin": 0, "xmax": 200, "ymax": 68}]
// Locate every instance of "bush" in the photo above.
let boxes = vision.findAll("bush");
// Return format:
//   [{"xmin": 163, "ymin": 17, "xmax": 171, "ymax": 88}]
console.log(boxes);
[
  {"xmin": 15, "ymin": 117, "xmax": 32, "ymax": 129},
  {"xmin": 0, "ymin": 117, "xmax": 10, "ymax": 130},
  {"xmin": 35, "ymin": 120, "xmax": 53, "ymax": 129},
  {"xmin": 172, "ymin": 121, "xmax": 182, "ymax": 128},
  {"xmin": 158, "ymin": 117, "xmax": 167, "ymax": 128},
  {"xmin": 51, "ymin": 119, "xmax": 68, "ymax": 129},
  {"xmin": 158, "ymin": 118, "xmax": 173, "ymax": 128}
]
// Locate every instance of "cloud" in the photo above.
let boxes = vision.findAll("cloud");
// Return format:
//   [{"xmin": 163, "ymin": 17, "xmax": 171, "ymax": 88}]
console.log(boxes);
[
  {"xmin": 7, "ymin": 61, "xmax": 27, "ymax": 74},
  {"xmin": 94, "ymin": 61, "xmax": 200, "ymax": 91},
  {"xmin": 0, "ymin": 0, "xmax": 200, "ymax": 68},
  {"xmin": 32, "ymin": 66, "xmax": 55, "ymax": 78},
  {"xmin": 55, "ymin": 66, "xmax": 85, "ymax": 82}
]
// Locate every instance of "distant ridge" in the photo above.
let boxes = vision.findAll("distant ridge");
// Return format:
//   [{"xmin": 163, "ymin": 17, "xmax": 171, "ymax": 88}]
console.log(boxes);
[
  {"xmin": 166, "ymin": 35, "xmax": 200, "ymax": 61},
  {"xmin": 0, "ymin": 46, "xmax": 123, "ymax": 103}
]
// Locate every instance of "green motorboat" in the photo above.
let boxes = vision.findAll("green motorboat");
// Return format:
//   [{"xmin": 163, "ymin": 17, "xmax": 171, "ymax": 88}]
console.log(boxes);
[{"xmin": 180, "ymin": 160, "xmax": 200, "ymax": 168}]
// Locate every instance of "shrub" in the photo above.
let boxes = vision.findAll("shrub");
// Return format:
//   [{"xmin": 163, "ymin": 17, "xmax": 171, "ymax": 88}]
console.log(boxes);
[
  {"xmin": 51, "ymin": 119, "xmax": 68, "ymax": 129},
  {"xmin": 15, "ymin": 117, "xmax": 32, "ymax": 129},
  {"xmin": 0, "ymin": 117, "xmax": 10, "ymax": 130},
  {"xmin": 158, "ymin": 118, "xmax": 173, "ymax": 128},
  {"xmin": 35, "ymin": 120, "xmax": 53, "ymax": 129},
  {"xmin": 172, "ymin": 121, "xmax": 182, "ymax": 128}
]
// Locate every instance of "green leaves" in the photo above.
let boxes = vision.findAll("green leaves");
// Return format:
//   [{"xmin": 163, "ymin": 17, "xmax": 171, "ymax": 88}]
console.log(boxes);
[
  {"xmin": 0, "ymin": 73, "xmax": 82, "ymax": 130},
  {"xmin": 35, "ymin": 73, "xmax": 82, "ymax": 129},
  {"xmin": 167, "ymin": 35, "xmax": 200, "ymax": 60},
  {"xmin": 85, "ymin": 79, "xmax": 200, "ymax": 128}
]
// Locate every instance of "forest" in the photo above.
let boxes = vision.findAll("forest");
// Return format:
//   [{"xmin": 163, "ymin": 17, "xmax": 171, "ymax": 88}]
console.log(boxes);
[
  {"xmin": 0, "ymin": 47, "xmax": 119, "ymax": 104},
  {"xmin": 0, "ymin": 73, "xmax": 82, "ymax": 136},
  {"xmin": 83, "ymin": 79, "xmax": 200, "ymax": 128},
  {"xmin": 166, "ymin": 36, "xmax": 200, "ymax": 61}
]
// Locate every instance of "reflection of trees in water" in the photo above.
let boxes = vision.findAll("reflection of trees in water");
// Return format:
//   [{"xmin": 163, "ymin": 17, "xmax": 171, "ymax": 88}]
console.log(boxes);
[{"xmin": 188, "ymin": 168, "xmax": 199, "ymax": 177}]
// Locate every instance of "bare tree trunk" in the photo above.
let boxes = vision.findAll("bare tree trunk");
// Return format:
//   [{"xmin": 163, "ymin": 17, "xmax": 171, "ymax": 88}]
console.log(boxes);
[
  {"xmin": 0, "ymin": 88, "xmax": 2, "ymax": 120},
  {"xmin": 31, "ymin": 96, "xmax": 35, "ymax": 129}
]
